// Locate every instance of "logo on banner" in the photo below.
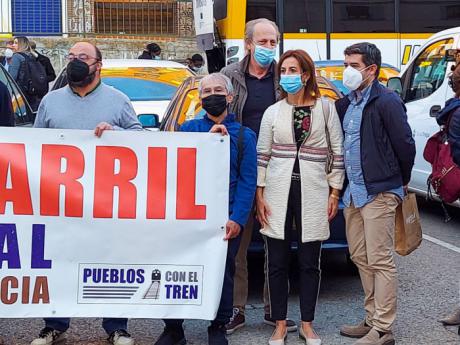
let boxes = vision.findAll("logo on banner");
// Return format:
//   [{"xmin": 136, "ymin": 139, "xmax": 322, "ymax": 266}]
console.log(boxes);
[
  {"xmin": 143, "ymin": 269, "xmax": 162, "ymax": 299},
  {"xmin": 78, "ymin": 264, "xmax": 203, "ymax": 305}
]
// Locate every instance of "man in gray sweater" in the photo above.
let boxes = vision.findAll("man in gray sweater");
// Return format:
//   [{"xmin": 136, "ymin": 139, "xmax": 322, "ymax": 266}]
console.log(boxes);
[{"xmin": 32, "ymin": 42, "xmax": 141, "ymax": 345}]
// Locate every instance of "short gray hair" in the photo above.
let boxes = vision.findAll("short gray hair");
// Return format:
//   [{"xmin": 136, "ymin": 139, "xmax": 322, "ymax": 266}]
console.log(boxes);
[
  {"xmin": 244, "ymin": 18, "xmax": 280, "ymax": 44},
  {"xmin": 198, "ymin": 73, "xmax": 234, "ymax": 96}
]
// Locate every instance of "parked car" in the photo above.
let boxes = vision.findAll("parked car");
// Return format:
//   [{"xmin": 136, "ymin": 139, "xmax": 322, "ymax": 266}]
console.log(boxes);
[
  {"xmin": 53, "ymin": 59, "xmax": 194, "ymax": 126},
  {"xmin": 387, "ymin": 26, "xmax": 460, "ymax": 208},
  {"xmin": 160, "ymin": 75, "xmax": 349, "ymax": 254},
  {"xmin": 0, "ymin": 64, "xmax": 34, "ymax": 126},
  {"xmin": 315, "ymin": 60, "xmax": 400, "ymax": 95}
]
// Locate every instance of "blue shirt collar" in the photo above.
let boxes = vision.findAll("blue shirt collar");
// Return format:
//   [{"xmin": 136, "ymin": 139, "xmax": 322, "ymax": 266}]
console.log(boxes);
[
  {"xmin": 348, "ymin": 84, "xmax": 372, "ymax": 104},
  {"xmin": 204, "ymin": 113, "xmax": 236, "ymax": 125}
]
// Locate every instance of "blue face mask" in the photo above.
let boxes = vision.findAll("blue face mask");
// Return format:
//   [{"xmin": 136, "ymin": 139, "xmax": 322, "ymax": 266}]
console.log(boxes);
[
  {"xmin": 254, "ymin": 45, "xmax": 276, "ymax": 67},
  {"xmin": 280, "ymin": 74, "xmax": 304, "ymax": 94}
]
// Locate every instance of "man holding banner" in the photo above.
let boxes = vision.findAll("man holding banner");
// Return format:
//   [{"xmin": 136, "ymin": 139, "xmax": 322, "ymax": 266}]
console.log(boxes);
[
  {"xmin": 30, "ymin": 41, "xmax": 141, "ymax": 345},
  {"xmin": 154, "ymin": 73, "xmax": 257, "ymax": 345}
]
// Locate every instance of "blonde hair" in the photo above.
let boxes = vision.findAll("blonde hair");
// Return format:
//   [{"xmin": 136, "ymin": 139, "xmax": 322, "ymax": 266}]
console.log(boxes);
[{"xmin": 14, "ymin": 36, "xmax": 32, "ymax": 53}]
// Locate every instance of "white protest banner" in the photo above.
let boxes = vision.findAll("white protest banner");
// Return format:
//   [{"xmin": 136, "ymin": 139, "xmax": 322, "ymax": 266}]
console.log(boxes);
[{"xmin": 0, "ymin": 128, "xmax": 229, "ymax": 320}]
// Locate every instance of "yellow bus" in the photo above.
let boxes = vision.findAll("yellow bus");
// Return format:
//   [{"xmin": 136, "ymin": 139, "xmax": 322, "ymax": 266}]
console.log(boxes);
[{"xmin": 212, "ymin": 0, "xmax": 460, "ymax": 68}]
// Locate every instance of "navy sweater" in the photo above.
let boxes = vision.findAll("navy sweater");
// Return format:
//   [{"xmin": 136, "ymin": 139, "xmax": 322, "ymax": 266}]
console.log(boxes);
[{"xmin": 335, "ymin": 81, "xmax": 416, "ymax": 195}]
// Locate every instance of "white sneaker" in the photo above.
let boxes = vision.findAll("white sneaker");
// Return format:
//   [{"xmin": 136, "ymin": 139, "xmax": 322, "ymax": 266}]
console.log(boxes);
[
  {"xmin": 30, "ymin": 327, "xmax": 64, "ymax": 345},
  {"xmin": 108, "ymin": 330, "xmax": 135, "ymax": 345}
]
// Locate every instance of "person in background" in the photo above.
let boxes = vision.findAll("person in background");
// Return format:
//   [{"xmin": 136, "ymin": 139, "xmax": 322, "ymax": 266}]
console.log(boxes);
[
  {"xmin": 436, "ymin": 63, "xmax": 460, "ymax": 166},
  {"xmin": 0, "ymin": 80, "xmax": 14, "ymax": 126},
  {"xmin": 336, "ymin": 42, "xmax": 415, "ymax": 345},
  {"xmin": 0, "ymin": 41, "xmax": 14, "ymax": 71},
  {"xmin": 221, "ymin": 18, "xmax": 298, "ymax": 335},
  {"xmin": 189, "ymin": 54, "xmax": 206, "ymax": 75},
  {"xmin": 154, "ymin": 73, "xmax": 257, "ymax": 345},
  {"xmin": 30, "ymin": 41, "xmax": 56, "ymax": 86},
  {"xmin": 257, "ymin": 49, "xmax": 344, "ymax": 345},
  {"xmin": 138, "ymin": 43, "xmax": 162, "ymax": 60},
  {"xmin": 31, "ymin": 41, "xmax": 141, "ymax": 345},
  {"xmin": 8, "ymin": 36, "xmax": 45, "ymax": 111}
]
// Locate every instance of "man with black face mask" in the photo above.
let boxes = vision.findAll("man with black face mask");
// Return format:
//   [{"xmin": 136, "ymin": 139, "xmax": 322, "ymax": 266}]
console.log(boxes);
[
  {"xmin": 154, "ymin": 73, "xmax": 257, "ymax": 345},
  {"xmin": 32, "ymin": 42, "xmax": 141, "ymax": 345}
]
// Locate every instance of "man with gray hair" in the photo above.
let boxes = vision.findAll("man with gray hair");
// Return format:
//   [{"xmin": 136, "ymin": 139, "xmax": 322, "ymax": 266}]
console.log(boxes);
[
  {"xmin": 154, "ymin": 73, "xmax": 257, "ymax": 345},
  {"xmin": 221, "ymin": 18, "xmax": 297, "ymax": 334}
]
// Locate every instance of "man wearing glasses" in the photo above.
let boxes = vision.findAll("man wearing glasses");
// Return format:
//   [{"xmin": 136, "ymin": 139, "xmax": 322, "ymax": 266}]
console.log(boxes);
[{"xmin": 31, "ymin": 42, "xmax": 141, "ymax": 345}]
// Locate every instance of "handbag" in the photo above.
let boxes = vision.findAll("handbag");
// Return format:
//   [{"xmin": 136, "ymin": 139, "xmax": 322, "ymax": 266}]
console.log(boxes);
[
  {"xmin": 394, "ymin": 193, "xmax": 423, "ymax": 256},
  {"xmin": 423, "ymin": 113, "xmax": 460, "ymax": 204},
  {"xmin": 320, "ymin": 97, "xmax": 334, "ymax": 174}
]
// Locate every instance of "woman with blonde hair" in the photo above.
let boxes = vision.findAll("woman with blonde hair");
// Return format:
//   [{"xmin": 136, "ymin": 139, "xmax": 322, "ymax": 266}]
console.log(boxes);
[
  {"xmin": 256, "ymin": 49, "xmax": 345, "ymax": 345},
  {"xmin": 9, "ymin": 36, "xmax": 44, "ymax": 110}
]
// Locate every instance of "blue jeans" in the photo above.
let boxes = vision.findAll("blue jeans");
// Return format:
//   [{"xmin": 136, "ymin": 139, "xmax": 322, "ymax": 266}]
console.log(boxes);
[
  {"xmin": 43, "ymin": 318, "xmax": 128, "ymax": 335},
  {"xmin": 164, "ymin": 233, "xmax": 242, "ymax": 328}
]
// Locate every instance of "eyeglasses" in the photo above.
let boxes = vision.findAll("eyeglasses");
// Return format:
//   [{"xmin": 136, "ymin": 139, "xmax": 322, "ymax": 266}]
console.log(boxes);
[{"xmin": 65, "ymin": 53, "xmax": 99, "ymax": 62}]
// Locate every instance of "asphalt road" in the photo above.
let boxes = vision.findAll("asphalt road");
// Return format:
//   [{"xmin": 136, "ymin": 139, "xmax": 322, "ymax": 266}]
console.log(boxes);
[{"xmin": 1, "ymin": 197, "xmax": 459, "ymax": 345}]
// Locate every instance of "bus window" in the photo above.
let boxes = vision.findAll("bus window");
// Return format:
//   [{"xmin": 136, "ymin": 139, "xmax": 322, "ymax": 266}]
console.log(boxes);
[
  {"xmin": 214, "ymin": 0, "xmax": 227, "ymax": 21},
  {"xmin": 403, "ymin": 38, "xmax": 453, "ymax": 103},
  {"xmin": 284, "ymin": 0, "xmax": 326, "ymax": 33},
  {"xmin": 332, "ymin": 0, "xmax": 395, "ymax": 33},
  {"xmin": 246, "ymin": 0, "xmax": 276, "ymax": 22},
  {"xmin": 400, "ymin": 1, "xmax": 460, "ymax": 33}
]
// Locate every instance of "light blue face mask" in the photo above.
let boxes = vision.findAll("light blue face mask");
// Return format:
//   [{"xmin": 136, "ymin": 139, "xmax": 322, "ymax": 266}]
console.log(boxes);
[
  {"xmin": 280, "ymin": 74, "xmax": 304, "ymax": 94},
  {"xmin": 254, "ymin": 45, "xmax": 276, "ymax": 67},
  {"xmin": 153, "ymin": 55, "xmax": 161, "ymax": 60}
]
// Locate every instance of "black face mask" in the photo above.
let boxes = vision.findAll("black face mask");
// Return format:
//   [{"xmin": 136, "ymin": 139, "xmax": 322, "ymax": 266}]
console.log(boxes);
[
  {"xmin": 202, "ymin": 94, "xmax": 228, "ymax": 117},
  {"xmin": 67, "ymin": 59, "xmax": 97, "ymax": 87}
]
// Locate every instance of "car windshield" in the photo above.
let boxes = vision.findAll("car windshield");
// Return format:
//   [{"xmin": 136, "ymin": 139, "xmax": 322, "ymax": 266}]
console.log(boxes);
[
  {"xmin": 101, "ymin": 67, "xmax": 192, "ymax": 102},
  {"xmin": 102, "ymin": 77, "xmax": 177, "ymax": 101}
]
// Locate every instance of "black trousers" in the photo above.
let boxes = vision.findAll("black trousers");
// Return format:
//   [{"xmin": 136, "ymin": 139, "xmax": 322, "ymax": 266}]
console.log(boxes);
[
  {"xmin": 265, "ymin": 179, "xmax": 322, "ymax": 322},
  {"xmin": 164, "ymin": 232, "xmax": 242, "ymax": 328}
]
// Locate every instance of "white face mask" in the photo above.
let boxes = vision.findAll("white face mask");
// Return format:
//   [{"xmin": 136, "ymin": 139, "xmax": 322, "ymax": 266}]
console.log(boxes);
[
  {"xmin": 4, "ymin": 48, "xmax": 13, "ymax": 58},
  {"xmin": 342, "ymin": 65, "xmax": 371, "ymax": 91}
]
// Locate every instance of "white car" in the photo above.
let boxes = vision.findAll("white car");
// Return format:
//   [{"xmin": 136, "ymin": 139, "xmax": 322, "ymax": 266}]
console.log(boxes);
[
  {"xmin": 388, "ymin": 26, "xmax": 460, "ymax": 207},
  {"xmin": 53, "ymin": 59, "xmax": 194, "ymax": 126}
]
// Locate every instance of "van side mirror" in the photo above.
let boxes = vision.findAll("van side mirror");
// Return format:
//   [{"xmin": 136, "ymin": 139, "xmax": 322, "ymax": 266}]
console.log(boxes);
[
  {"xmin": 429, "ymin": 105, "xmax": 441, "ymax": 118},
  {"xmin": 387, "ymin": 77, "xmax": 403, "ymax": 98},
  {"xmin": 138, "ymin": 114, "xmax": 160, "ymax": 129}
]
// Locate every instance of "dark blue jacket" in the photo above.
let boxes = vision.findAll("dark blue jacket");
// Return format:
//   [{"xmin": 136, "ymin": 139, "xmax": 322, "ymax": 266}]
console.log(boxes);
[
  {"xmin": 0, "ymin": 82, "xmax": 14, "ymax": 127},
  {"xmin": 437, "ymin": 97, "xmax": 460, "ymax": 166},
  {"xmin": 180, "ymin": 113, "xmax": 257, "ymax": 228},
  {"xmin": 335, "ymin": 81, "xmax": 416, "ymax": 195}
]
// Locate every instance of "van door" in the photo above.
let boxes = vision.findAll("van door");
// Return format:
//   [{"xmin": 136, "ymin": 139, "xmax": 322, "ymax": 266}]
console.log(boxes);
[{"xmin": 400, "ymin": 37, "xmax": 455, "ymax": 194}]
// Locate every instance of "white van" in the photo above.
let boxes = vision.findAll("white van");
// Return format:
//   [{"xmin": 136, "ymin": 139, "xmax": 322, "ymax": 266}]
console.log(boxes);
[{"xmin": 388, "ymin": 27, "xmax": 460, "ymax": 207}]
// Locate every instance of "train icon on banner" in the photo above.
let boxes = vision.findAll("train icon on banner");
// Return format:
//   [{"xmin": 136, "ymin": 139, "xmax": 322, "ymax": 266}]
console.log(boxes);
[{"xmin": 143, "ymin": 269, "xmax": 162, "ymax": 299}]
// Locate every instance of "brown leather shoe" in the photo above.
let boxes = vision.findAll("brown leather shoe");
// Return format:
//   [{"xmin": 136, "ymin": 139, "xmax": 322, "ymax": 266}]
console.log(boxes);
[
  {"xmin": 352, "ymin": 329, "xmax": 395, "ymax": 345},
  {"xmin": 438, "ymin": 307, "xmax": 460, "ymax": 326},
  {"xmin": 340, "ymin": 320, "xmax": 372, "ymax": 338}
]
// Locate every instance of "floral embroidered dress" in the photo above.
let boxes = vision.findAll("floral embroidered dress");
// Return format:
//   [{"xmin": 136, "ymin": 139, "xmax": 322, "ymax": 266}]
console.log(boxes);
[{"xmin": 293, "ymin": 106, "xmax": 311, "ymax": 175}]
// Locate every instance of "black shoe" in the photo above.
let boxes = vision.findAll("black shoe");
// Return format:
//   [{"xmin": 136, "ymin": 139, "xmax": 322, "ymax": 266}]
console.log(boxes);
[
  {"xmin": 154, "ymin": 327, "xmax": 186, "ymax": 345},
  {"xmin": 208, "ymin": 324, "xmax": 228, "ymax": 345}
]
